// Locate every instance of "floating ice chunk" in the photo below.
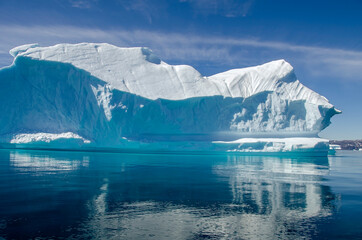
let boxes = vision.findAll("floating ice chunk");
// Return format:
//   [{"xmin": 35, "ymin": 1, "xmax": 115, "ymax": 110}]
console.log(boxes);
[
  {"xmin": 213, "ymin": 137, "xmax": 329, "ymax": 153},
  {"xmin": 10, "ymin": 132, "xmax": 91, "ymax": 144}
]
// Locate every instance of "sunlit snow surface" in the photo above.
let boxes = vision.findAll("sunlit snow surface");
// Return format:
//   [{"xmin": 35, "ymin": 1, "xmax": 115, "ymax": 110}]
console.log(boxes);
[
  {"xmin": 0, "ymin": 43, "xmax": 340, "ymax": 154},
  {"xmin": 10, "ymin": 132, "xmax": 90, "ymax": 144}
]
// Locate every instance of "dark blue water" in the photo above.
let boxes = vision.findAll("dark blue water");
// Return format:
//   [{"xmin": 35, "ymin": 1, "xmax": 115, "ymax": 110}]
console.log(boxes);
[{"xmin": 0, "ymin": 149, "xmax": 362, "ymax": 239}]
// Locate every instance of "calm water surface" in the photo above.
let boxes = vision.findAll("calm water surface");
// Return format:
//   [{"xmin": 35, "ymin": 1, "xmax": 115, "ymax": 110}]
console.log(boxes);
[{"xmin": 0, "ymin": 149, "xmax": 362, "ymax": 239}]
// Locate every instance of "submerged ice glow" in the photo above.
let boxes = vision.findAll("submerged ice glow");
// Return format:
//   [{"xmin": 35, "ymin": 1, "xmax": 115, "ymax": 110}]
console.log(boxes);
[{"xmin": 0, "ymin": 43, "xmax": 340, "ymax": 154}]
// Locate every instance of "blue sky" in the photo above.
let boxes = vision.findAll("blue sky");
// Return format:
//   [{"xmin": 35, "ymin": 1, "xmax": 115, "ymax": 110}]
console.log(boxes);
[{"xmin": 0, "ymin": 0, "xmax": 361, "ymax": 139}]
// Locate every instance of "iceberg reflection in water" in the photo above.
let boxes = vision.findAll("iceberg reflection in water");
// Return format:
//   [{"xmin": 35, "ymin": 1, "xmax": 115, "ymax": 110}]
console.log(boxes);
[
  {"xmin": 9, "ymin": 151, "xmax": 90, "ymax": 172},
  {"xmin": 0, "ymin": 150, "xmax": 341, "ymax": 239}
]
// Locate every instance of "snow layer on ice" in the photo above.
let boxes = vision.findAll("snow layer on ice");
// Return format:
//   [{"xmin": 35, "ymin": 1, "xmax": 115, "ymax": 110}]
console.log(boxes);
[
  {"xmin": 13, "ymin": 43, "xmax": 335, "ymax": 106},
  {"xmin": 213, "ymin": 137, "xmax": 328, "ymax": 153},
  {"xmin": 10, "ymin": 132, "xmax": 91, "ymax": 144}
]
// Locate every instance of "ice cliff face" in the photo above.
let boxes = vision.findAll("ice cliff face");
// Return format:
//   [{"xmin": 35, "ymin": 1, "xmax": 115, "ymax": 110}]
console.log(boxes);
[{"xmin": 0, "ymin": 43, "xmax": 340, "ymax": 152}]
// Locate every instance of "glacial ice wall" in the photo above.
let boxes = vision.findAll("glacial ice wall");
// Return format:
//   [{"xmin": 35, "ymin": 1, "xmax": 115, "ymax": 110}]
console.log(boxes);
[{"xmin": 0, "ymin": 43, "xmax": 340, "ymax": 152}]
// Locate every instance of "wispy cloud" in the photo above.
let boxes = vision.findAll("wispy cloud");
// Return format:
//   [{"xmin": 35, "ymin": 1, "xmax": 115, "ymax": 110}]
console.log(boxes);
[
  {"xmin": 116, "ymin": 0, "xmax": 169, "ymax": 23},
  {"xmin": 0, "ymin": 25, "xmax": 361, "ymax": 82},
  {"xmin": 68, "ymin": 0, "xmax": 97, "ymax": 9},
  {"xmin": 181, "ymin": 0, "xmax": 256, "ymax": 17}
]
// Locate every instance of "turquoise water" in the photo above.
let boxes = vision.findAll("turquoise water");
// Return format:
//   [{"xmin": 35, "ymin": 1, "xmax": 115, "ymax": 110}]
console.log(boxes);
[{"xmin": 0, "ymin": 150, "xmax": 362, "ymax": 239}]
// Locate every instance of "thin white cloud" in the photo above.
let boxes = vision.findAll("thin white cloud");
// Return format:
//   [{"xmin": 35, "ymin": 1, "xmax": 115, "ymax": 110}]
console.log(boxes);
[
  {"xmin": 69, "ymin": 0, "xmax": 97, "ymax": 9},
  {"xmin": 0, "ymin": 25, "xmax": 361, "ymax": 82},
  {"xmin": 117, "ymin": 0, "xmax": 168, "ymax": 23},
  {"xmin": 181, "ymin": 0, "xmax": 255, "ymax": 17},
  {"xmin": 69, "ymin": 0, "xmax": 91, "ymax": 8}
]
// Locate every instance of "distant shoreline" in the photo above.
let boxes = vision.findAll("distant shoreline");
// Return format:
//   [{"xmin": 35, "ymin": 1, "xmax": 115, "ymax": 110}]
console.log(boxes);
[{"xmin": 330, "ymin": 140, "xmax": 362, "ymax": 150}]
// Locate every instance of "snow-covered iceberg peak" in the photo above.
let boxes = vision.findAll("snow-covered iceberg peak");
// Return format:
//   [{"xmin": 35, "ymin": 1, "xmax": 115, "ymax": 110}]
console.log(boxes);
[
  {"xmin": 11, "ymin": 43, "xmax": 333, "ymax": 106},
  {"xmin": 0, "ymin": 43, "xmax": 340, "ymax": 154}
]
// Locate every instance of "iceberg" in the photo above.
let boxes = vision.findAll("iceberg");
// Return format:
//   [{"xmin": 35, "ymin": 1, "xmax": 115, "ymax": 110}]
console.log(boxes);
[{"xmin": 0, "ymin": 43, "xmax": 340, "ymax": 155}]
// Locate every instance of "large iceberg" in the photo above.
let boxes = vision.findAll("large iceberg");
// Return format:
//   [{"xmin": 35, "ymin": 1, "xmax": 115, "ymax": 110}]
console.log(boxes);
[{"xmin": 0, "ymin": 43, "xmax": 340, "ymax": 154}]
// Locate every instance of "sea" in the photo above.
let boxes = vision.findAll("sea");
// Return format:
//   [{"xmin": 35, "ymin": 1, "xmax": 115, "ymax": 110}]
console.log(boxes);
[{"xmin": 0, "ymin": 149, "xmax": 362, "ymax": 239}]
